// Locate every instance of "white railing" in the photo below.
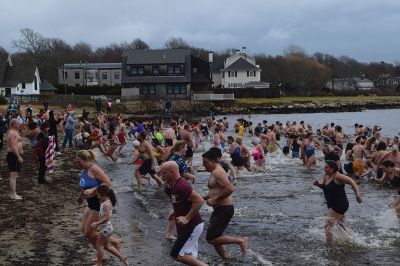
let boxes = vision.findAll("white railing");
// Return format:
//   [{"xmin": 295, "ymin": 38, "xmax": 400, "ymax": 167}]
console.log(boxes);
[{"xmin": 193, "ymin": 94, "xmax": 234, "ymax": 101}]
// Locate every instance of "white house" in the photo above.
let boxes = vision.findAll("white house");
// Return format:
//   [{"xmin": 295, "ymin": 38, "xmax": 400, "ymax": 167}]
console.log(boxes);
[
  {"xmin": 220, "ymin": 49, "xmax": 268, "ymax": 89},
  {"xmin": 0, "ymin": 54, "xmax": 41, "ymax": 97},
  {"xmin": 327, "ymin": 77, "xmax": 374, "ymax": 91}
]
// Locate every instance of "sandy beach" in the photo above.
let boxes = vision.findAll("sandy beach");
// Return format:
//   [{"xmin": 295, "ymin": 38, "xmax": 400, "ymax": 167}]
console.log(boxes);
[{"xmin": 0, "ymin": 139, "xmax": 164, "ymax": 266}]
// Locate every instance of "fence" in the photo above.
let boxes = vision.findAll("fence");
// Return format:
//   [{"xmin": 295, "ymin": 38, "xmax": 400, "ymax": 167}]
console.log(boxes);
[
  {"xmin": 193, "ymin": 94, "xmax": 235, "ymax": 101},
  {"xmin": 214, "ymin": 88, "xmax": 281, "ymax": 98}
]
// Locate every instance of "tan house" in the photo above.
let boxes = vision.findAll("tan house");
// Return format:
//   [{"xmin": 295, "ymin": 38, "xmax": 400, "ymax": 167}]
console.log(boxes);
[{"xmin": 58, "ymin": 63, "xmax": 122, "ymax": 87}]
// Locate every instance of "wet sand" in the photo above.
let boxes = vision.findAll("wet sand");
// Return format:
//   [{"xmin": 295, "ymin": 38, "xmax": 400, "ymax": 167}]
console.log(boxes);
[{"xmin": 0, "ymin": 139, "xmax": 164, "ymax": 266}]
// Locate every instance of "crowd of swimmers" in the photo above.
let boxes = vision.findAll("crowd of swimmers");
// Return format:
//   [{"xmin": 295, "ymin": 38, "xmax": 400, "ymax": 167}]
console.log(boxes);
[{"xmin": 2, "ymin": 103, "xmax": 400, "ymax": 264}]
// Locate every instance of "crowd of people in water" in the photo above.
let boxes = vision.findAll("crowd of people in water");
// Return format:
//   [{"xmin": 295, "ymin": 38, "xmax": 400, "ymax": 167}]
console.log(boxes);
[{"xmin": 2, "ymin": 100, "xmax": 400, "ymax": 265}]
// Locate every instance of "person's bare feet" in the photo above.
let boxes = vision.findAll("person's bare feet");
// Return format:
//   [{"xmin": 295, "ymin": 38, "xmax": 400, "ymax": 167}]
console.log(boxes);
[
  {"xmin": 240, "ymin": 237, "xmax": 249, "ymax": 256},
  {"xmin": 165, "ymin": 234, "xmax": 177, "ymax": 240},
  {"xmin": 10, "ymin": 194, "xmax": 22, "ymax": 200}
]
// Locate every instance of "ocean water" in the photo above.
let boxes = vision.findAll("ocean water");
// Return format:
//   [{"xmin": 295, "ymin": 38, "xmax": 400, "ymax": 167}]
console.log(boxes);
[{"xmin": 97, "ymin": 109, "xmax": 400, "ymax": 265}]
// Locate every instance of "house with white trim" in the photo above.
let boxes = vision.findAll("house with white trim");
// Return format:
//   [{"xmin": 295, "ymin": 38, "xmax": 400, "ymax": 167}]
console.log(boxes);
[
  {"xmin": 0, "ymin": 54, "xmax": 41, "ymax": 97},
  {"xmin": 220, "ymin": 49, "xmax": 269, "ymax": 89}
]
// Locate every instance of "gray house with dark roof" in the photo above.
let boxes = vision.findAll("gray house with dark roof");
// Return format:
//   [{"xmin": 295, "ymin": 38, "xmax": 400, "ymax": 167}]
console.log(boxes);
[
  {"xmin": 0, "ymin": 54, "xmax": 41, "ymax": 97},
  {"xmin": 58, "ymin": 63, "xmax": 122, "ymax": 87},
  {"xmin": 121, "ymin": 49, "xmax": 211, "ymax": 99},
  {"xmin": 220, "ymin": 50, "xmax": 269, "ymax": 89}
]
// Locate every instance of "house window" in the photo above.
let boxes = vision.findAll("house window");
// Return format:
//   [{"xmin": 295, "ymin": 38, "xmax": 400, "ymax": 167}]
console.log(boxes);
[
  {"xmin": 247, "ymin": 71, "xmax": 255, "ymax": 77},
  {"xmin": 228, "ymin": 71, "xmax": 237, "ymax": 78},
  {"xmin": 222, "ymin": 72, "xmax": 225, "ymax": 78},
  {"xmin": 141, "ymin": 84, "xmax": 155, "ymax": 95},
  {"xmin": 114, "ymin": 72, "xmax": 120, "ymax": 79},
  {"xmin": 75, "ymin": 72, "xmax": 80, "ymax": 79},
  {"xmin": 168, "ymin": 66, "xmax": 181, "ymax": 75},
  {"xmin": 22, "ymin": 83, "xmax": 26, "ymax": 89},
  {"xmin": 75, "ymin": 84, "xmax": 80, "ymax": 87},
  {"xmin": 167, "ymin": 84, "xmax": 187, "ymax": 94},
  {"xmin": 102, "ymin": 72, "xmax": 107, "ymax": 79},
  {"xmin": 132, "ymin": 66, "xmax": 144, "ymax": 75},
  {"xmin": 127, "ymin": 65, "xmax": 132, "ymax": 76},
  {"xmin": 64, "ymin": 71, "xmax": 68, "ymax": 79},
  {"xmin": 192, "ymin": 67, "xmax": 198, "ymax": 74},
  {"xmin": 152, "ymin": 66, "xmax": 160, "ymax": 75}
]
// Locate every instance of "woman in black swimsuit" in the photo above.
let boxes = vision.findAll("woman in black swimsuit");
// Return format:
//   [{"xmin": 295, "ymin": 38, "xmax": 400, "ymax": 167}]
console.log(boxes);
[
  {"xmin": 314, "ymin": 160, "xmax": 362, "ymax": 247},
  {"xmin": 372, "ymin": 160, "xmax": 400, "ymax": 217}
]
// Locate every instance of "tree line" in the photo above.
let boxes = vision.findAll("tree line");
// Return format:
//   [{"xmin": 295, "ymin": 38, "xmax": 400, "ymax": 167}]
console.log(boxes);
[{"xmin": 1, "ymin": 28, "xmax": 399, "ymax": 94}]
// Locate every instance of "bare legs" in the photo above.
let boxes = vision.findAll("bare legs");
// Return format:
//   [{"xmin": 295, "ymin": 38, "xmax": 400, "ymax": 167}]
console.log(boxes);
[
  {"xmin": 9, "ymin": 172, "xmax": 22, "ymax": 200},
  {"xmin": 207, "ymin": 236, "xmax": 248, "ymax": 259},
  {"xmin": 306, "ymin": 155, "xmax": 316, "ymax": 169},
  {"xmin": 324, "ymin": 209, "xmax": 348, "ymax": 248},
  {"xmin": 176, "ymin": 255, "xmax": 208, "ymax": 266},
  {"xmin": 166, "ymin": 210, "xmax": 176, "ymax": 239},
  {"xmin": 94, "ymin": 235, "xmax": 128, "ymax": 266}
]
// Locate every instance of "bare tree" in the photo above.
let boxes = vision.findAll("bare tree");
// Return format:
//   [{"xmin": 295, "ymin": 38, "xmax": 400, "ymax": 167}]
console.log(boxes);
[
  {"xmin": 12, "ymin": 28, "xmax": 47, "ymax": 65},
  {"xmin": 0, "ymin": 46, "xmax": 7, "ymax": 55},
  {"xmin": 164, "ymin": 37, "xmax": 190, "ymax": 49},
  {"xmin": 130, "ymin": 38, "xmax": 149, "ymax": 50},
  {"xmin": 283, "ymin": 44, "xmax": 308, "ymax": 58},
  {"xmin": 73, "ymin": 41, "xmax": 93, "ymax": 62}
]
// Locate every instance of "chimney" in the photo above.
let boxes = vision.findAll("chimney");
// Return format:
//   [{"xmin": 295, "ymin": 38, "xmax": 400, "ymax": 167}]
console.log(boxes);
[
  {"xmin": 235, "ymin": 49, "xmax": 240, "ymax": 55},
  {"xmin": 208, "ymin": 51, "xmax": 214, "ymax": 63},
  {"xmin": 242, "ymin": 46, "xmax": 247, "ymax": 55}
]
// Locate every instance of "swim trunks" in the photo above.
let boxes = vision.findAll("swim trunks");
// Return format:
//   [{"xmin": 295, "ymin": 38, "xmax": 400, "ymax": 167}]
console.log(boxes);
[
  {"xmin": 206, "ymin": 205, "xmax": 234, "ymax": 241},
  {"xmin": 352, "ymin": 161, "xmax": 364, "ymax": 174},
  {"xmin": 139, "ymin": 159, "xmax": 156, "ymax": 175},
  {"xmin": 7, "ymin": 152, "xmax": 21, "ymax": 172}
]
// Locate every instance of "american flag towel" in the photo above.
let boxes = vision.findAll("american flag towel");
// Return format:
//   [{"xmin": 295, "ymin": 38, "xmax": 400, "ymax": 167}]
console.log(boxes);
[{"xmin": 46, "ymin": 135, "xmax": 56, "ymax": 174}]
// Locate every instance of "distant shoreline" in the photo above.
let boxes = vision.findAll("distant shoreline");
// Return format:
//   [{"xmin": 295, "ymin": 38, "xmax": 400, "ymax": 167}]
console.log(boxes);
[{"xmin": 124, "ymin": 97, "xmax": 400, "ymax": 119}]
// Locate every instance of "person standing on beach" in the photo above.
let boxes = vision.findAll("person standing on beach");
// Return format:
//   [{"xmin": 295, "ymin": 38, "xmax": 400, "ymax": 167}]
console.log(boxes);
[
  {"xmin": 35, "ymin": 122, "xmax": 50, "ymax": 184},
  {"xmin": 161, "ymin": 161, "xmax": 207, "ymax": 266},
  {"xmin": 62, "ymin": 111, "xmax": 74, "ymax": 148},
  {"xmin": 202, "ymin": 149, "xmax": 248, "ymax": 259},
  {"xmin": 7, "ymin": 118, "xmax": 24, "ymax": 200},
  {"xmin": 0, "ymin": 113, "xmax": 6, "ymax": 149}
]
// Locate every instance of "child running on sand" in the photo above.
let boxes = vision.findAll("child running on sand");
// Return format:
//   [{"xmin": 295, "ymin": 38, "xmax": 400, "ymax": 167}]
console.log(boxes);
[{"xmin": 91, "ymin": 185, "xmax": 128, "ymax": 266}]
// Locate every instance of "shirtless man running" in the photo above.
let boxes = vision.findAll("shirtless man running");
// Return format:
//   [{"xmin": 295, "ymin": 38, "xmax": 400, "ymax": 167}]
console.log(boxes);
[
  {"xmin": 180, "ymin": 124, "xmax": 194, "ymax": 170},
  {"xmin": 7, "ymin": 119, "xmax": 24, "ymax": 200},
  {"xmin": 136, "ymin": 132, "xmax": 164, "ymax": 191},
  {"xmin": 202, "ymin": 149, "xmax": 248, "ymax": 259}
]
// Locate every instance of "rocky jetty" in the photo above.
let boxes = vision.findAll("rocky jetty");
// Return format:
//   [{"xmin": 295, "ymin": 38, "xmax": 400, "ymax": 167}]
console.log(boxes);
[{"xmin": 216, "ymin": 99, "xmax": 400, "ymax": 115}]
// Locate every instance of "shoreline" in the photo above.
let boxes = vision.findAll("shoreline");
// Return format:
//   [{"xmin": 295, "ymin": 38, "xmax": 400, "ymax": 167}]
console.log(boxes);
[
  {"xmin": 0, "ymin": 141, "xmax": 163, "ymax": 265},
  {"xmin": 215, "ymin": 98, "xmax": 400, "ymax": 115},
  {"xmin": 123, "ymin": 98, "xmax": 400, "ymax": 120}
]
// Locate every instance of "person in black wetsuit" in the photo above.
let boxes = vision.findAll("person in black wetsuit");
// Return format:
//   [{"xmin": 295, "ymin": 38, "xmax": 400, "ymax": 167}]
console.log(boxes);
[
  {"xmin": 372, "ymin": 160, "xmax": 400, "ymax": 217},
  {"xmin": 313, "ymin": 160, "xmax": 362, "ymax": 247}
]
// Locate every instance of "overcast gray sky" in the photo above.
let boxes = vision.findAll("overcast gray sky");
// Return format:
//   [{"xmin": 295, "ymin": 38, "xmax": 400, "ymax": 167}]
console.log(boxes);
[{"xmin": 1, "ymin": 0, "xmax": 399, "ymax": 63}]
